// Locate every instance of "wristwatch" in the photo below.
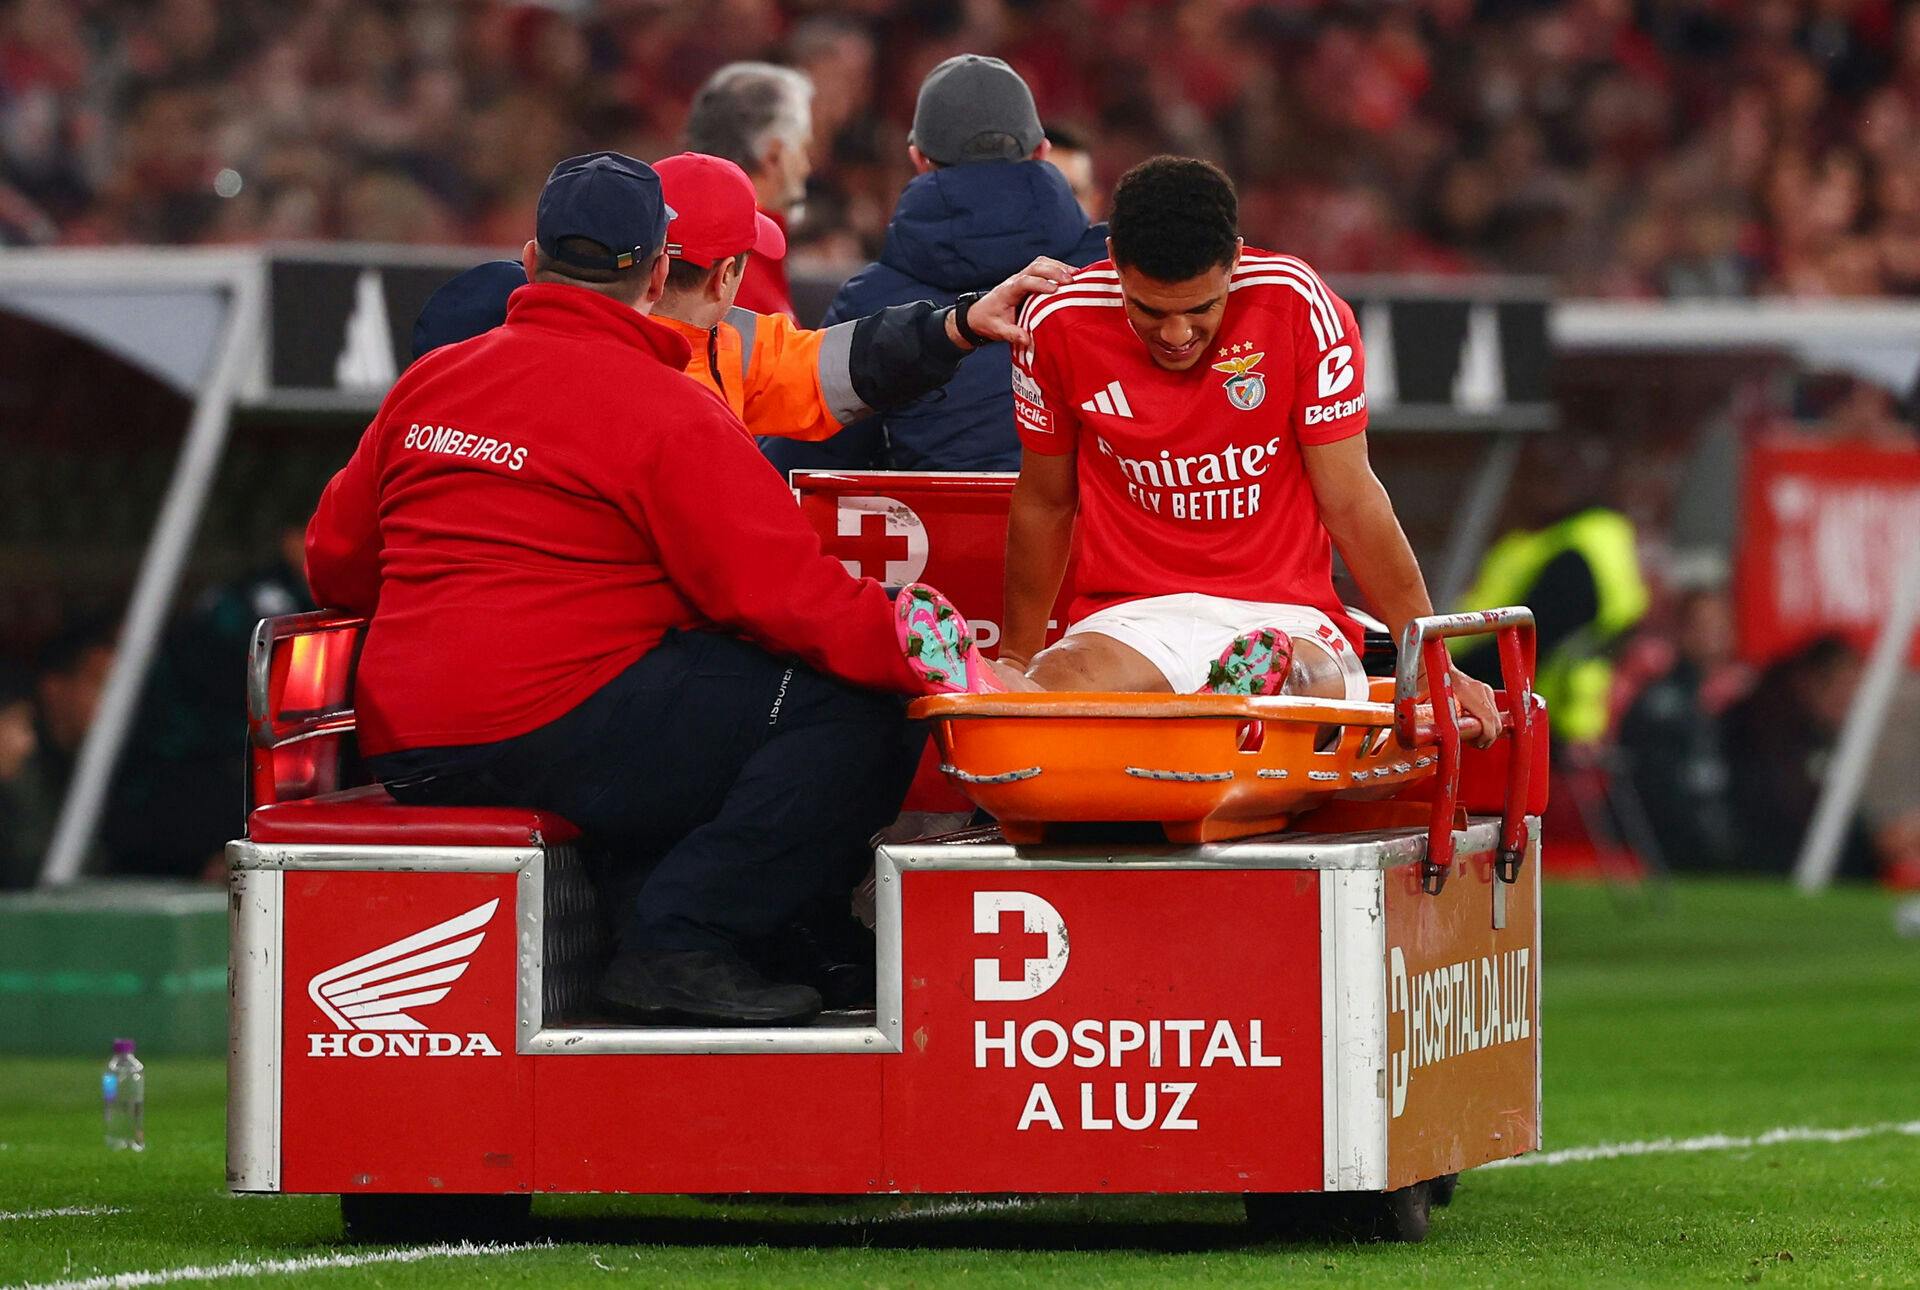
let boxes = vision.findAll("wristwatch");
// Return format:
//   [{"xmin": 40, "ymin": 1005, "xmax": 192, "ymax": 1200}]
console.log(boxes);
[{"xmin": 951, "ymin": 291, "xmax": 988, "ymax": 347}]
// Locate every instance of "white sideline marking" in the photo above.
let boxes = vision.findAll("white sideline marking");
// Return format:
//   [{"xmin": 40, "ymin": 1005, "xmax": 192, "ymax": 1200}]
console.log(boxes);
[
  {"xmin": 2, "ymin": 1240, "xmax": 547, "ymax": 1290},
  {"xmin": 0, "ymin": 1207, "xmax": 124, "ymax": 1222},
  {"xmin": 1485, "ymin": 1120, "xmax": 1920, "ymax": 1170}
]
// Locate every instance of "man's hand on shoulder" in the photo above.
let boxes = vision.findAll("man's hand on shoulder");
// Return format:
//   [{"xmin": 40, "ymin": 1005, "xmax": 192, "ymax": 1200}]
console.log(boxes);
[{"xmin": 948, "ymin": 257, "xmax": 1076, "ymax": 350}]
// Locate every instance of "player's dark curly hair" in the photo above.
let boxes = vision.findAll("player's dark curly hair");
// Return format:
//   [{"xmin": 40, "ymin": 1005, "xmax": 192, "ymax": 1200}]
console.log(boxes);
[{"xmin": 1108, "ymin": 156, "xmax": 1239, "ymax": 282}]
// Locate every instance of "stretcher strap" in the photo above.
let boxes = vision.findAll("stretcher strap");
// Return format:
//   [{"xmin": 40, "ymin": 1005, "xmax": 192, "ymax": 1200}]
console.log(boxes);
[
  {"xmin": 1124, "ymin": 767, "xmax": 1235, "ymax": 783},
  {"xmin": 940, "ymin": 764, "xmax": 1042, "ymax": 785}
]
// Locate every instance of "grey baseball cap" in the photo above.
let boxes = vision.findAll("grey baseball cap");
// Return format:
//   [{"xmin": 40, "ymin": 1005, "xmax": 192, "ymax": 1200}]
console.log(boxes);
[{"xmin": 910, "ymin": 54, "xmax": 1044, "ymax": 165}]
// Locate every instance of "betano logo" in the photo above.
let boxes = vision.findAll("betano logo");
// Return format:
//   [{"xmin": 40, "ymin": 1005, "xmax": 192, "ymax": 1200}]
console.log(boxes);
[{"xmin": 305, "ymin": 899, "xmax": 503, "ymax": 1058}]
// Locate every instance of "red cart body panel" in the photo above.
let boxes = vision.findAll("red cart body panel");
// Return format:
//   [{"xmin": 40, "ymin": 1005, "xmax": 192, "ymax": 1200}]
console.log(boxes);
[
  {"xmin": 231, "ymin": 828, "xmax": 1540, "ymax": 1198},
  {"xmin": 792, "ymin": 471, "xmax": 1072, "ymax": 656},
  {"xmin": 884, "ymin": 868, "xmax": 1324, "ymax": 1193},
  {"xmin": 534, "ymin": 1056, "xmax": 886, "ymax": 1193},
  {"xmin": 278, "ymin": 872, "xmax": 531, "ymax": 1194}
]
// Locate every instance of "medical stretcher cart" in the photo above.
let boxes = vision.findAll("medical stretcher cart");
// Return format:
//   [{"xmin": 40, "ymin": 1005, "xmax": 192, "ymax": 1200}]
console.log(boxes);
[{"xmin": 227, "ymin": 585, "xmax": 1544, "ymax": 1244}]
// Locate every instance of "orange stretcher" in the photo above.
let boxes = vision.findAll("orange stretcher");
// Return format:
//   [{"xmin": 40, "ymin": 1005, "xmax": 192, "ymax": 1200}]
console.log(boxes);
[{"xmin": 910, "ymin": 609, "xmax": 1541, "ymax": 888}]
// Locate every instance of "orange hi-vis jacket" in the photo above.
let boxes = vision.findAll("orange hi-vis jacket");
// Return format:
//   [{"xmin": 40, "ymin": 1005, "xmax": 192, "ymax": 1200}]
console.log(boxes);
[{"xmin": 656, "ymin": 308, "xmax": 864, "ymax": 443}]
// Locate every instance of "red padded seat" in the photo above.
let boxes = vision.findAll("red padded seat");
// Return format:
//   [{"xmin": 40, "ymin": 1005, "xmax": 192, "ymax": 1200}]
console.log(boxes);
[{"xmin": 248, "ymin": 783, "xmax": 581, "ymax": 847}]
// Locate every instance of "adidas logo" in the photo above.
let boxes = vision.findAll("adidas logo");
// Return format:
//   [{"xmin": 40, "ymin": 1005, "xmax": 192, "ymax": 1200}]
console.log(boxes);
[{"xmin": 1079, "ymin": 381, "xmax": 1135, "ymax": 418}]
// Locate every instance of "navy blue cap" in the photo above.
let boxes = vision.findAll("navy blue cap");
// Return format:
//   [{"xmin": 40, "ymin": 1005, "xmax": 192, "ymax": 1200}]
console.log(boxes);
[
  {"xmin": 536, "ymin": 152, "xmax": 676, "ymax": 272},
  {"xmin": 411, "ymin": 260, "xmax": 525, "ymax": 359}
]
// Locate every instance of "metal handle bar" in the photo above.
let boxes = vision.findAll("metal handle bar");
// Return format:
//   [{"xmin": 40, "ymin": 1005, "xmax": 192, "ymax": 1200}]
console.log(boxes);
[
  {"xmin": 1391, "ymin": 607, "xmax": 1537, "ymax": 737},
  {"xmin": 1388, "ymin": 608, "xmax": 1539, "ymax": 894},
  {"xmin": 246, "ymin": 610, "xmax": 368, "ymax": 750}
]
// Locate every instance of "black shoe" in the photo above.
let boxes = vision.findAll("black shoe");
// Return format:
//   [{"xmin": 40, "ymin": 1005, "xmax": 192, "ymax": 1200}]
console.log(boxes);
[
  {"xmin": 595, "ymin": 949, "xmax": 823, "ymax": 1026},
  {"xmin": 748, "ymin": 920, "xmax": 876, "ymax": 1011},
  {"xmin": 816, "ymin": 960, "xmax": 876, "ymax": 1011}
]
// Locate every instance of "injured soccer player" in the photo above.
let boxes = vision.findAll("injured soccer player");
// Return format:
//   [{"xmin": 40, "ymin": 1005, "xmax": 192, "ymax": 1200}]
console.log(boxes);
[{"xmin": 891, "ymin": 156, "xmax": 1502, "ymax": 746}]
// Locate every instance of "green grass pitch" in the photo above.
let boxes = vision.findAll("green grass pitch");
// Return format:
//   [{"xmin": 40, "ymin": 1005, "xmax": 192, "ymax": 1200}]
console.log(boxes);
[{"xmin": 2, "ymin": 878, "xmax": 1917, "ymax": 1287}]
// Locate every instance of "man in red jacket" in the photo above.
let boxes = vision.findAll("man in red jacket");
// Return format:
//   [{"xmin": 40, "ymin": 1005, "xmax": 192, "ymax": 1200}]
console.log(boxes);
[{"xmin": 307, "ymin": 153, "xmax": 953, "ymax": 1026}]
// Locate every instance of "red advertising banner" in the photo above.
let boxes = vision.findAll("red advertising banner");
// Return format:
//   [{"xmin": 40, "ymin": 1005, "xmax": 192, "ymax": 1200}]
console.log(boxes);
[
  {"xmin": 1736, "ymin": 439, "xmax": 1920, "ymax": 667},
  {"xmin": 792, "ymin": 471, "xmax": 1074, "ymax": 655},
  {"xmin": 885, "ymin": 867, "xmax": 1325, "ymax": 1193},
  {"xmin": 279, "ymin": 871, "xmax": 531, "ymax": 1193}
]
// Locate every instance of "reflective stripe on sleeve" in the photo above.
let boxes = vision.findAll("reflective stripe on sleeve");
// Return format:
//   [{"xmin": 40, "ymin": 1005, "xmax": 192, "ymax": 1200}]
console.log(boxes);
[
  {"xmin": 816, "ymin": 319, "xmax": 867, "ymax": 423},
  {"xmin": 725, "ymin": 306, "xmax": 758, "ymax": 386}
]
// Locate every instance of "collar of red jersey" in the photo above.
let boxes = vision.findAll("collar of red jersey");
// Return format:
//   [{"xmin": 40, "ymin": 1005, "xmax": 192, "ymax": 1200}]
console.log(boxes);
[{"xmin": 504, "ymin": 282, "xmax": 694, "ymax": 370}]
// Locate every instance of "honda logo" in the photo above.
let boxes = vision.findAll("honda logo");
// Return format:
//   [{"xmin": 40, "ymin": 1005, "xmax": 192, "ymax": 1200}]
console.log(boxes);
[{"xmin": 305, "ymin": 898, "xmax": 502, "ymax": 1058}]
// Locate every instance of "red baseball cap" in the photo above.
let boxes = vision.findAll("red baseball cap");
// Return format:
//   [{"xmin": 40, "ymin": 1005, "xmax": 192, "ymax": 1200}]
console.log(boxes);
[{"xmin": 656, "ymin": 152, "xmax": 787, "ymax": 268}]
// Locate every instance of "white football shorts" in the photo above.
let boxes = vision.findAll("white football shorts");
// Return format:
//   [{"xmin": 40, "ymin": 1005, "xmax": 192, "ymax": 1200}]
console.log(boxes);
[{"xmin": 1062, "ymin": 592, "xmax": 1369, "ymax": 698}]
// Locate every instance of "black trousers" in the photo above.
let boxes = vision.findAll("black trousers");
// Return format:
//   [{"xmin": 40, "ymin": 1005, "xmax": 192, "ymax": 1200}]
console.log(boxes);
[{"xmin": 367, "ymin": 631, "xmax": 922, "ymax": 955}]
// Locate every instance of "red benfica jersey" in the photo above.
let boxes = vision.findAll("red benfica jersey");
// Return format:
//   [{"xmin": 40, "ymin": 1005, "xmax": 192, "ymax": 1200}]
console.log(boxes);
[{"xmin": 1012, "ymin": 250, "xmax": 1369, "ymax": 641}]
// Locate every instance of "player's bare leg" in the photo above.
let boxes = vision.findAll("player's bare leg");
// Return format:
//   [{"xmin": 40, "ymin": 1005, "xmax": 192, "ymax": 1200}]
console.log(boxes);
[
  {"xmin": 1278, "ymin": 638, "xmax": 1347, "ymax": 698},
  {"xmin": 1001, "ymin": 628, "xmax": 1345, "ymax": 697},
  {"xmin": 1018, "ymin": 632, "xmax": 1174, "ymax": 693}
]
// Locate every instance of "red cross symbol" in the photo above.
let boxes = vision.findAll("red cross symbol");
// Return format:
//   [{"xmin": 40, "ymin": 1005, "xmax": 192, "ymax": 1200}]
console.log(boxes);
[
  {"xmin": 981, "ymin": 908, "xmax": 1051, "ymax": 986},
  {"xmin": 829, "ymin": 510, "xmax": 911, "ymax": 579}
]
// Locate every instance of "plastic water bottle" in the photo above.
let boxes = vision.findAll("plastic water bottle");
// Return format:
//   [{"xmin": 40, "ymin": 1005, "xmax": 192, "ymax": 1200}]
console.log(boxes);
[{"xmin": 103, "ymin": 1039, "xmax": 144, "ymax": 1152}]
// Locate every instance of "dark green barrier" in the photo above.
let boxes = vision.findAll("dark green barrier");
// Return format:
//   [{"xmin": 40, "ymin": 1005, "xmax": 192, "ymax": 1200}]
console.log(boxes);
[{"xmin": 0, "ymin": 881, "xmax": 226, "ymax": 1056}]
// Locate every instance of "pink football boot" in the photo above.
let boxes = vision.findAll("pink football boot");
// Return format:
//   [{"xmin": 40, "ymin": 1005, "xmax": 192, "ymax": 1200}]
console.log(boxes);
[
  {"xmin": 1203, "ymin": 627, "xmax": 1295, "ymax": 696},
  {"xmin": 895, "ymin": 583, "xmax": 1005, "ymax": 694}
]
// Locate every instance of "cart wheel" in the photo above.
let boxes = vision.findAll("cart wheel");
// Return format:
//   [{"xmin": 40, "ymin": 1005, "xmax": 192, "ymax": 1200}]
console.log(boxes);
[
  {"xmin": 1244, "ymin": 1182, "xmax": 1431, "ymax": 1244},
  {"xmin": 1337, "ymin": 1182, "xmax": 1431, "ymax": 1243},
  {"xmin": 339, "ymin": 1192, "xmax": 532, "ymax": 1243},
  {"xmin": 1430, "ymin": 1172, "xmax": 1460, "ymax": 1206}
]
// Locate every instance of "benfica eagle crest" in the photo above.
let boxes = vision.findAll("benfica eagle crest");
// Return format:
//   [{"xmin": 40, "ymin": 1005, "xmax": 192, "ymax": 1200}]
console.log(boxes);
[{"xmin": 1211, "ymin": 344, "xmax": 1267, "ymax": 411}]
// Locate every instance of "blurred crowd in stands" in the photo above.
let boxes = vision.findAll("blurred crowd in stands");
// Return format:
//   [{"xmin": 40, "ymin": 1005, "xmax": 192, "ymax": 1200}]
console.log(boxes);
[
  {"xmin": 10, "ymin": 0, "xmax": 1920, "ymax": 296},
  {"xmin": 3, "ymin": 0, "xmax": 1918, "ymax": 892}
]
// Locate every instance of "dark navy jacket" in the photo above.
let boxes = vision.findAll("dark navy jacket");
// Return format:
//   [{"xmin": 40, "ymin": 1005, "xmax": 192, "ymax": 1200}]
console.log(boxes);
[{"xmin": 762, "ymin": 160, "xmax": 1107, "ymax": 475}]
